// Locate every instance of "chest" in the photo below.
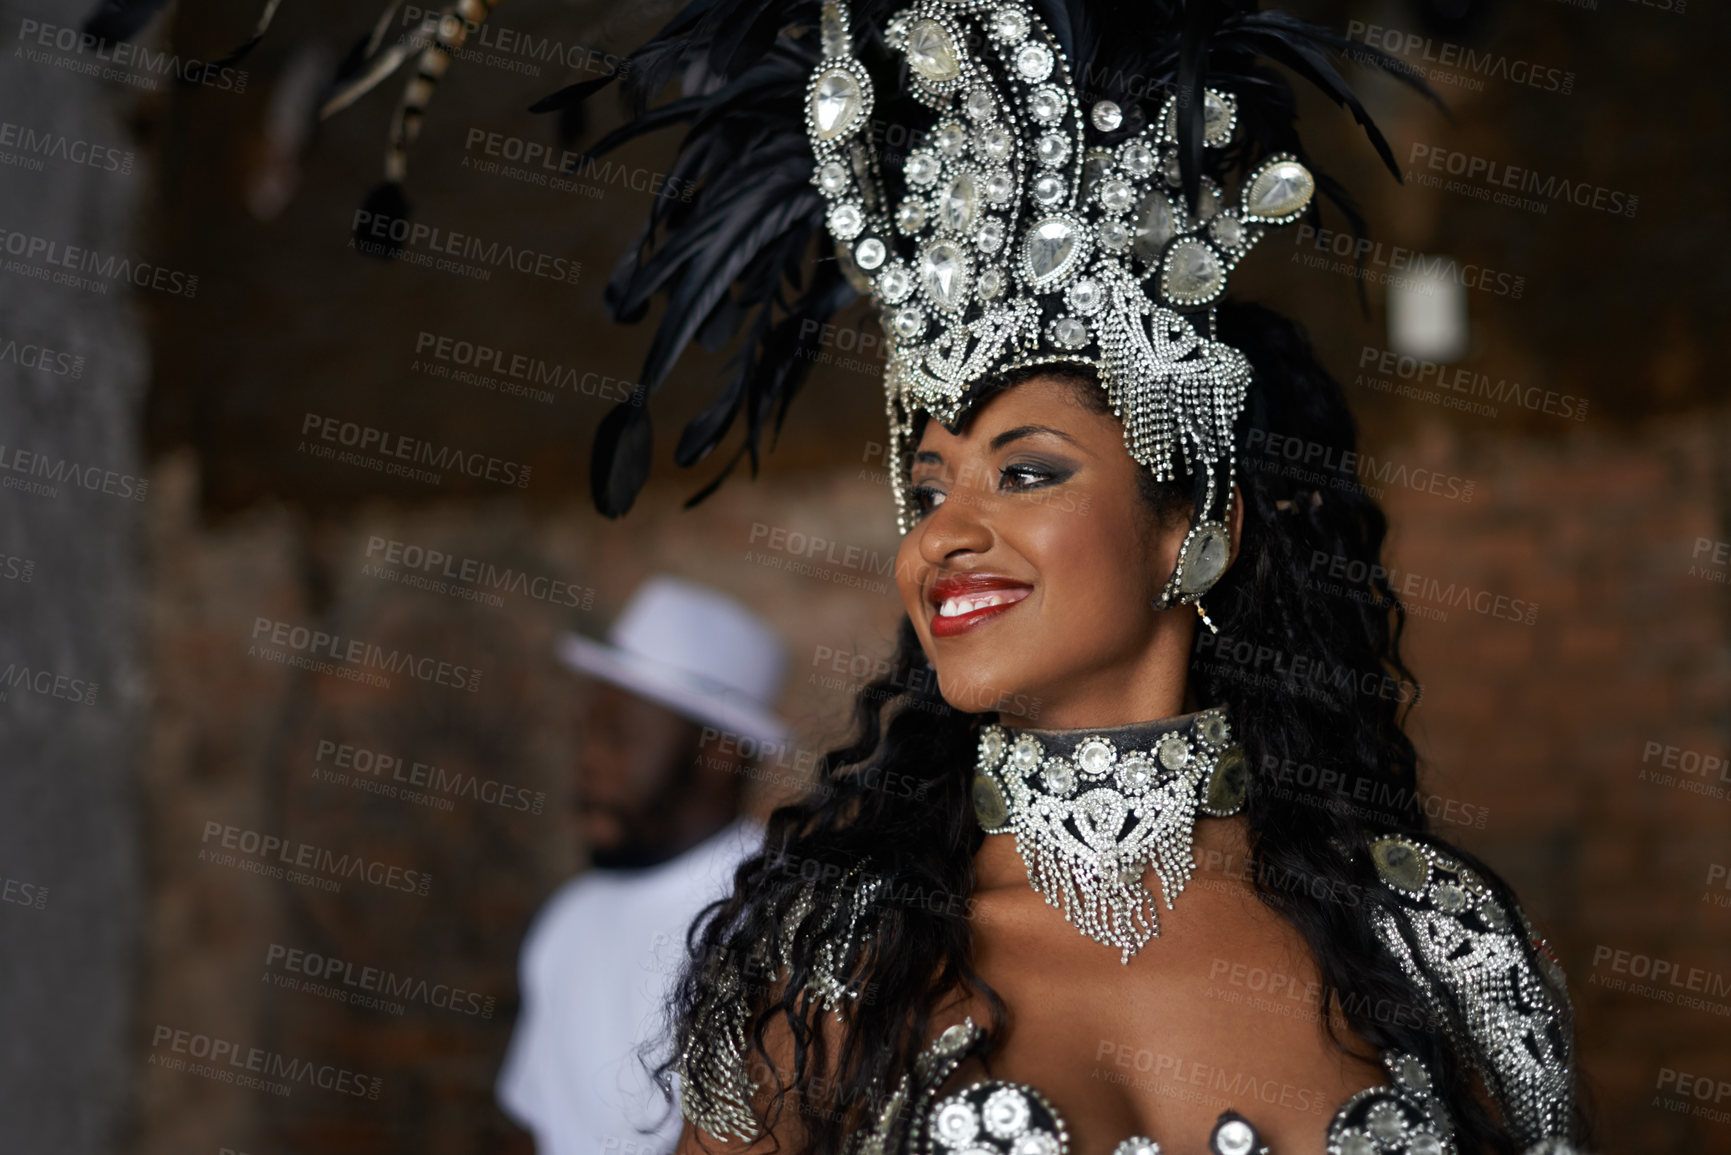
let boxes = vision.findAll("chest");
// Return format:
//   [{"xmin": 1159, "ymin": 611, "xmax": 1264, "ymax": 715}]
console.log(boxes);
[{"xmin": 936, "ymin": 884, "xmax": 1404, "ymax": 1154}]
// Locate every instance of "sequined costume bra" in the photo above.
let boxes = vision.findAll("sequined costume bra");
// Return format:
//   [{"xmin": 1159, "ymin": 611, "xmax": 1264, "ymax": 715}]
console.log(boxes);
[{"xmin": 675, "ymin": 832, "xmax": 1578, "ymax": 1155}]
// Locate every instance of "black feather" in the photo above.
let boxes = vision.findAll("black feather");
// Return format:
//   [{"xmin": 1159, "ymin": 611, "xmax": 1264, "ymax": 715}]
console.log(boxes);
[
  {"xmin": 528, "ymin": 70, "xmax": 624, "ymax": 115},
  {"xmin": 590, "ymin": 398, "xmax": 655, "ymax": 517},
  {"xmin": 353, "ymin": 180, "xmax": 409, "ymax": 258},
  {"xmin": 82, "ymin": 0, "xmax": 170, "ymax": 45}
]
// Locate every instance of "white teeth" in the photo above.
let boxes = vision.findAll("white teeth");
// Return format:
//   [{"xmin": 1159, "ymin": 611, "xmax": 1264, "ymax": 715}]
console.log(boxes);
[{"xmin": 936, "ymin": 590, "xmax": 1025, "ymax": 617}]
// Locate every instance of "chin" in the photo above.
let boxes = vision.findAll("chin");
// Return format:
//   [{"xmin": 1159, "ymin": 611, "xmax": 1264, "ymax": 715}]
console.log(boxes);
[
  {"xmin": 578, "ymin": 816, "xmax": 624, "ymax": 852},
  {"xmin": 934, "ymin": 661, "xmax": 1041, "ymax": 720}
]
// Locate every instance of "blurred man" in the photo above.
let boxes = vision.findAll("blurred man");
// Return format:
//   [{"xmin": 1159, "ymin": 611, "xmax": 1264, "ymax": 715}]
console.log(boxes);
[{"xmin": 498, "ymin": 575, "xmax": 787, "ymax": 1155}]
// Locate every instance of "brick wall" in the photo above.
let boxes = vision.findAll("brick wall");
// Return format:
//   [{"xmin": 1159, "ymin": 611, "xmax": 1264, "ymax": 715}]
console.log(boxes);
[{"xmin": 136, "ymin": 401, "xmax": 1731, "ymax": 1152}]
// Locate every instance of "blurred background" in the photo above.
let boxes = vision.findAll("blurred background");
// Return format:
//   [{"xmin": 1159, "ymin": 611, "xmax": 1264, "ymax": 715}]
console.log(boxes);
[{"xmin": 0, "ymin": 0, "xmax": 1725, "ymax": 1151}]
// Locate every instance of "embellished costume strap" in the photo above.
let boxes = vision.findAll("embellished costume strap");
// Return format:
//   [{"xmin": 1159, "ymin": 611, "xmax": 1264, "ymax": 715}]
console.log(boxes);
[
  {"xmin": 1364, "ymin": 835, "xmax": 1576, "ymax": 1148},
  {"xmin": 676, "ymin": 861, "xmax": 889, "ymax": 1141}
]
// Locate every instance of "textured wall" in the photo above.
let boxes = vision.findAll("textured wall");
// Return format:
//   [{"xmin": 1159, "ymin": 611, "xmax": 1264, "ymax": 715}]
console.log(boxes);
[
  {"xmin": 129, "ymin": 408, "xmax": 1731, "ymax": 1152},
  {"xmin": 0, "ymin": 20, "xmax": 148, "ymax": 1155}
]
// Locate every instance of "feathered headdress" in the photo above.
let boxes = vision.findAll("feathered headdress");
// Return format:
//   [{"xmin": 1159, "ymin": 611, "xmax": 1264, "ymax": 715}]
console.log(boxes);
[
  {"xmin": 82, "ymin": 0, "xmax": 1432, "ymax": 525},
  {"xmin": 541, "ymin": 0, "xmax": 1432, "ymax": 521}
]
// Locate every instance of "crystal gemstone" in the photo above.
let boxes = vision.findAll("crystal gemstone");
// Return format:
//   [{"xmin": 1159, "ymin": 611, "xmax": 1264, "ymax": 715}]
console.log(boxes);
[
  {"xmin": 1212, "ymin": 1118, "xmax": 1256, "ymax": 1155},
  {"xmin": 812, "ymin": 69, "xmax": 863, "ymax": 140},
  {"xmin": 919, "ymin": 240, "xmax": 968, "ymax": 310},
  {"xmin": 1041, "ymin": 761, "xmax": 1075, "ymax": 795},
  {"xmin": 1210, "ymin": 216, "xmax": 1245, "ymax": 247},
  {"xmin": 1205, "ymin": 90, "xmax": 1233, "ymax": 142},
  {"xmin": 1076, "ymin": 739, "xmax": 1114, "ymax": 776},
  {"xmin": 1131, "ymin": 192, "xmax": 1177, "ymax": 262},
  {"xmin": 1052, "ymin": 317, "xmax": 1088, "ymax": 348},
  {"xmin": 1016, "ymin": 43, "xmax": 1053, "ymax": 80},
  {"xmin": 940, "ymin": 174, "xmax": 978, "ymax": 232},
  {"xmin": 989, "ymin": 5, "xmax": 1029, "ymax": 42},
  {"xmin": 1164, "ymin": 90, "xmax": 1234, "ymax": 144},
  {"xmin": 1371, "ymin": 837, "xmax": 1430, "ymax": 892},
  {"xmin": 828, "ymin": 203, "xmax": 863, "ymax": 239},
  {"xmin": 820, "ymin": 3, "xmax": 847, "ymax": 56},
  {"xmin": 1162, "ymin": 239, "xmax": 1224, "ymax": 302},
  {"xmin": 1100, "ymin": 178, "xmax": 1133, "ymax": 213},
  {"xmin": 983, "ymin": 1087, "xmax": 1031, "ymax": 1137},
  {"xmin": 1118, "ymin": 758, "xmax": 1153, "ymax": 793},
  {"xmin": 1246, "ymin": 160, "xmax": 1315, "ymax": 220},
  {"xmin": 972, "ymin": 774, "xmax": 1008, "ymax": 828},
  {"xmin": 1177, "ymin": 523, "xmax": 1230, "ymax": 591},
  {"xmin": 1121, "ymin": 142, "xmax": 1154, "ymax": 176},
  {"xmin": 980, "ymin": 126, "xmax": 1013, "ymax": 162},
  {"xmin": 906, "ymin": 151, "xmax": 939, "ymax": 186},
  {"xmin": 1205, "ymin": 747, "xmax": 1248, "ymax": 812},
  {"xmin": 935, "ymin": 1100, "xmax": 979, "ymax": 1146},
  {"xmin": 878, "ymin": 265, "xmax": 911, "ymax": 302},
  {"xmin": 1024, "ymin": 218, "xmax": 1078, "ymax": 283},
  {"xmin": 1030, "ymin": 87, "xmax": 1063, "ymax": 123},
  {"xmin": 1091, "ymin": 100, "xmax": 1123, "ymax": 131},
  {"xmin": 1368, "ymin": 1103, "xmax": 1404, "ymax": 1141},
  {"xmin": 907, "ymin": 20, "xmax": 961, "ymax": 82}
]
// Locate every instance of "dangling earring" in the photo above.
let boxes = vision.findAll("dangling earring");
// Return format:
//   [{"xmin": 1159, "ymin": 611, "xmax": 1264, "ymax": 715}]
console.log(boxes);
[{"xmin": 1154, "ymin": 475, "xmax": 1234, "ymax": 633}]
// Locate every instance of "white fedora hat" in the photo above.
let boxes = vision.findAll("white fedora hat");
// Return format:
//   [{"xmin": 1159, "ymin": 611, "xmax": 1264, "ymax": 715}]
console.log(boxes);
[{"xmin": 556, "ymin": 575, "xmax": 790, "ymax": 748}]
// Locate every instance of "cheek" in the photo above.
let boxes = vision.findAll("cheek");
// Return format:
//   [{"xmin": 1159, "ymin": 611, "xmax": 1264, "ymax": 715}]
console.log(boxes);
[
  {"xmin": 1024, "ymin": 499, "xmax": 1156, "ymax": 603},
  {"xmin": 894, "ymin": 532, "xmax": 926, "ymax": 618}
]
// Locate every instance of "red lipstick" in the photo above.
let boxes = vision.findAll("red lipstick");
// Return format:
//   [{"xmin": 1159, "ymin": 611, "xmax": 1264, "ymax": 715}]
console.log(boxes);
[{"xmin": 928, "ymin": 574, "xmax": 1032, "ymax": 638}]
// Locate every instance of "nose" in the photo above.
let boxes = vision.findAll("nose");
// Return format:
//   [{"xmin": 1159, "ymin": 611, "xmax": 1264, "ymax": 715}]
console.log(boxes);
[{"xmin": 916, "ymin": 481, "xmax": 995, "ymax": 567}]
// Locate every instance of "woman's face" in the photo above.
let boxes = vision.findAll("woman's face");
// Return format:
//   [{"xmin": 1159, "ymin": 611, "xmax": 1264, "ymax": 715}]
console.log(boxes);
[{"xmin": 894, "ymin": 374, "xmax": 1202, "ymax": 729}]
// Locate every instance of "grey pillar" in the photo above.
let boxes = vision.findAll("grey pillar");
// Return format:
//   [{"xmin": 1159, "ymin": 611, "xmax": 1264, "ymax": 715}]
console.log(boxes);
[{"xmin": 0, "ymin": 16, "xmax": 149, "ymax": 1154}]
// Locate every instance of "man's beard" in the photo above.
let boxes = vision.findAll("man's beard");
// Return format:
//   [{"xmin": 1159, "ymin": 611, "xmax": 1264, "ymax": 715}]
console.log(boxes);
[
  {"xmin": 578, "ymin": 744, "xmax": 705, "ymax": 870},
  {"xmin": 579, "ymin": 803, "xmax": 683, "ymax": 870}
]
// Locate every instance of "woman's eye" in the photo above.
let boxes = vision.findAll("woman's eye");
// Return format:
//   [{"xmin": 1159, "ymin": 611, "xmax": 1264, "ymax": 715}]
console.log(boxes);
[
  {"xmin": 909, "ymin": 483, "xmax": 946, "ymax": 517},
  {"xmin": 1000, "ymin": 463, "xmax": 1065, "ymax": 490}
]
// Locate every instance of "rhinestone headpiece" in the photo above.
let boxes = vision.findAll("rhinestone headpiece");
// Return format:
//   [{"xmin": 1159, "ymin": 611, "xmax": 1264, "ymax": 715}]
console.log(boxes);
[{"xmin": 805, "ymin": 1, "xmax": 1317, "ymax": 530}]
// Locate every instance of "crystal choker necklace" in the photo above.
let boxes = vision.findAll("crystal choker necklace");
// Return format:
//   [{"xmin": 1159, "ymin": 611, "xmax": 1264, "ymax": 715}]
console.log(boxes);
[{"xmin": 972, "ymin": 708, "xmax": 1247, "ymax": 963}]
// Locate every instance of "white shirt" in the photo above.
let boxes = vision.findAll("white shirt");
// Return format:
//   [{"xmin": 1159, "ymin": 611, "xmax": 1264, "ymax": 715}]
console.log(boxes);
[{"xmin": 498, "ymin": 818, "xmax": 763, "ymax": 1155}]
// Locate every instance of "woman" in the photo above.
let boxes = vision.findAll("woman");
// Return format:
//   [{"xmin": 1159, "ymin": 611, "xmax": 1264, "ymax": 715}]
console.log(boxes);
[{"xmin": 559, "ymin": 1, "xmax": 1590, "ymax": 1153}]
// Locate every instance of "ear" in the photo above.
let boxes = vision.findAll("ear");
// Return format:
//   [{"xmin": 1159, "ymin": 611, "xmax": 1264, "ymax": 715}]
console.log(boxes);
[{"xmin": 1225, "ymin": 482, "xmax": 1246, "ymax": 570}]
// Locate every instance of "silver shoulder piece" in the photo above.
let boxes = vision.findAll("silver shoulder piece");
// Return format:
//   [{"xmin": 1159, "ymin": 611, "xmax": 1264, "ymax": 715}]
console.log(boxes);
[
  {"xmin": 848, "ymin": 1018, "xmax": 992, "ymax": 1155},
  {"xmin": 1364, "ymin": 835, "xmax": 1576, "ymax": 1148},
  {"xmin": 675, "ymin": 864, "xmax": 889, "ymax": 1141}
]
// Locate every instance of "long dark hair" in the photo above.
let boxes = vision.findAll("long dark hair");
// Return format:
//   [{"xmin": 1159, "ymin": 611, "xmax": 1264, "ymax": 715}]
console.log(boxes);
[{"xmin": 653, "ymin": 301, "xmax": 1589, "ymax": 1154}]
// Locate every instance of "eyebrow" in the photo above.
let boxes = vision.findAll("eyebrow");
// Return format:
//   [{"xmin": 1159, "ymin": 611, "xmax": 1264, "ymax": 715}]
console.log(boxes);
[
  {"xmin": 912, "ymin": 424, "xmax": 1082, "ymax": 468},
  {"xmin": 988, "ymin": 424, "xmax": 1080, "ymax": 451}
]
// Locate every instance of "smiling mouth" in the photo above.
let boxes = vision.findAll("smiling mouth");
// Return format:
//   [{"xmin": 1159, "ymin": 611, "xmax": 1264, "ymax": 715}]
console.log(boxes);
[{"xmin": 928, "ymin": 578, "xmax": 1032, "ymax": 638}]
